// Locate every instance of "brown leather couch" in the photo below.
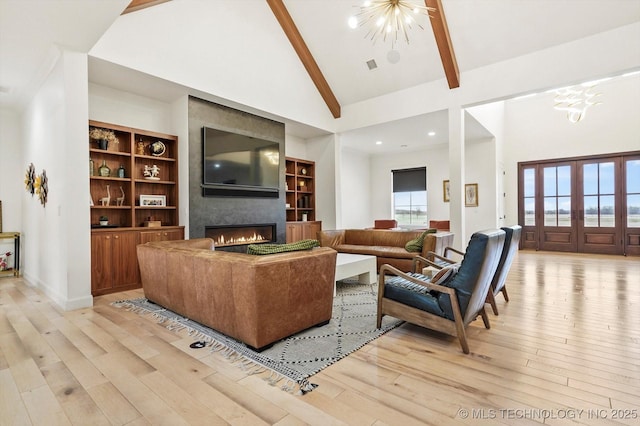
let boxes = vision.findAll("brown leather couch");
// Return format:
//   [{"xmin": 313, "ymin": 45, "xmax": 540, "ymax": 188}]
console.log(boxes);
[
  {"xmin": 136, "ymin": 238, "xmax": 337, "ymax": 351},
  {"xmin": 318, "ymin": 229, "xmax": 454, "ymax": 272}
]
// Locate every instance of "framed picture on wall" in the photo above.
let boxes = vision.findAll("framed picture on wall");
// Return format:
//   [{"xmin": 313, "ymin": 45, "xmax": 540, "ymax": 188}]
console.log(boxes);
[
  {"xmin": 443, "ymin": 180, "xmax": 450, "ymax": 202},
  {"xmin": 465, "ymin": 183, "xmax": 479, "ymax": 207}
]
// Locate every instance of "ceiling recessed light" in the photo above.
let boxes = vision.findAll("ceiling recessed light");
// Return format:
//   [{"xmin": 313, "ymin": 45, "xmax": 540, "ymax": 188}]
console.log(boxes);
[
  {"xmin": 428, "ymin": 131, "xmax": 435, "ymax": 136},
  {"xmin": 400, "ymin": 144, "xmax": 408, "ymax": 148},
  {"xmin": 375, "ymin": 141, "xmax": 382, "ymax": 145}
]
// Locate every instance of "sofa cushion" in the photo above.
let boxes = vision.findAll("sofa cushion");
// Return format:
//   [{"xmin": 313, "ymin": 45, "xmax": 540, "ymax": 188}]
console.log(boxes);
[
  {"xmin": 246, "ymin": 239, "xmax": 319, "ymax": 255},
  {"xmin": 404, "ymin": 229, "xmax": 437, "ymax": 252},
  {"xmin": 383, "ymin": 274, "xmax": 446, "ymax": 317},
  {"xmin": 335, "ymin": 244, "xmax": 417, "ymax": 259}
]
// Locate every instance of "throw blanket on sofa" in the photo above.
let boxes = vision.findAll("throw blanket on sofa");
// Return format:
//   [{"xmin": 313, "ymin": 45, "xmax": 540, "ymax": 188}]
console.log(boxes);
[{"xmin": 247, "ymin": 239, "xmax": 320, "ymax": 255}]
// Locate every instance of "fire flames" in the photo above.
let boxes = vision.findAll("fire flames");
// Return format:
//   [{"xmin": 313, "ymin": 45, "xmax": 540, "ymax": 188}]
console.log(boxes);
[{"xmin": 213, "ymin": 232, "xmax": 268, "ymax": 247}]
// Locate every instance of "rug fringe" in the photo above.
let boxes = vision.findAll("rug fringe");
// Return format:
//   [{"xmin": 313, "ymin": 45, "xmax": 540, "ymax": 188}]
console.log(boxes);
[{"xmin": 114, "ymin": 298, "xmax": 312, "ymax": 394}]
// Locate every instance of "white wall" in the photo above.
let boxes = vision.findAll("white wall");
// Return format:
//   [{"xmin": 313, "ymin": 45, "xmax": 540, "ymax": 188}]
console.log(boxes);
[
  {"xmin": 171, "ymin": 95, "xmax": 190, "ymax": 236},
  {"xmin": 89, "ymin": 83, "xmax": 175, "ymax": 134},
  {"xmin": 424, "ymin": 144, "xmax": 451, "ymax": 224},
  {"xmin": 21, "ymin": 50, "xmax": 92, "ymax": 310},
  {"xmin": 339, "ymin": 148, "xmax": 371, "ymax": 229},
  {"xmin": 503, "ymin": 73, "xmax": 640, "ymax": 228},
  {"xmin": 465, "ymin": 138, "xmax": 498, "ymax": 243},
  {"xmin": 284, "ymin": 134, "xmax": 307, "ymax": 159},
  {"xmin": 0, "ymin": 109, "xmax": 22, "ymax": 234},
  {"xmin": 307, "ymin": 134, "xmax": 338, "ymax": 230}
]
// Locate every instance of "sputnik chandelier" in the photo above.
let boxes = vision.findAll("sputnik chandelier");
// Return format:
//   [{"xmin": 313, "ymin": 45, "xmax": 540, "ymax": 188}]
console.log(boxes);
[
  {"xmin": 553, "ymin": 84, "xmax": 602, "ymax": 123},
  {"xmin": 349, "ymin": 0, "xmax": 434, "ymax": 47}
]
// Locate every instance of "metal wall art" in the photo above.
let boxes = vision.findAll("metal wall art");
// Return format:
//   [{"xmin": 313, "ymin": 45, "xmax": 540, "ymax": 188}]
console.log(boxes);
[
  {"xmin": 24, "ymin": 163, "xmax": 49, "ymax": 206},
  {"xmin": 24, "ymin": 163, "xmax": 35, "ymax": 196},
  {"xmin": 35, "ymin": 170, "xmax": 48, "ymax": 206}
]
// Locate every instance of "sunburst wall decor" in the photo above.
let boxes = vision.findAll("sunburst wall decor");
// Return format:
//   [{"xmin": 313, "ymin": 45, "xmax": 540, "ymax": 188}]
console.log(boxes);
[
  {"xmin": 34, "ymin": 169, "xmax": 48, "ymax": 206},
  {"xmin": 24, "ymin": 163, "xmax": 35, "ymax": 196}
]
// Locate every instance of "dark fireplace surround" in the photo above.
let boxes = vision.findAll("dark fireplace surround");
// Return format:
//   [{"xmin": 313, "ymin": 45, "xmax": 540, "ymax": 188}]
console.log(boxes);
[{"xmin": 188, "ymin": 97, "xmax": 287, "ymax": 246}]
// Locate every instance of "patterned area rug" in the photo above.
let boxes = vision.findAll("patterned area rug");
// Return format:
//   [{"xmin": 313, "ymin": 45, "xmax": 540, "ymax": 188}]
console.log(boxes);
[{"xmin": 112, "ymin": 280, "xmax": 403, "ymax": 394}]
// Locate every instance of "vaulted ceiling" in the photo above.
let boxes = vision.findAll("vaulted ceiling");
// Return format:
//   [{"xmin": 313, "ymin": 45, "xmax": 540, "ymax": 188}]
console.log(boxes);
[{"xmin": 2, "ymin": 0, "xmax": 639, "ymax": 152}]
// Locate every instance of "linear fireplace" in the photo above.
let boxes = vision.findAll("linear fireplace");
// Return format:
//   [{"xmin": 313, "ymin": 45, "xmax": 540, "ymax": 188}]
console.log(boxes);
[{"xmin": 205, "ymin": 223, "xmax": 276, "ymax": 249}]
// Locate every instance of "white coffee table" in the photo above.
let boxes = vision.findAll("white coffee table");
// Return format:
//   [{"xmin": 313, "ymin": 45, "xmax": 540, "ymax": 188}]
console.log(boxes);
[{"xmin": 334, "ymin": 253, "xmax": 377, "ymax": 296}]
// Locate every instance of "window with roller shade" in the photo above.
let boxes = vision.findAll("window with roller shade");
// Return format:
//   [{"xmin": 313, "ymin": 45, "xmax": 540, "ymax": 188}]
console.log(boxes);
[{"xmin": 392, "ymin": 167, "xmax": 427, "ymax": 225}]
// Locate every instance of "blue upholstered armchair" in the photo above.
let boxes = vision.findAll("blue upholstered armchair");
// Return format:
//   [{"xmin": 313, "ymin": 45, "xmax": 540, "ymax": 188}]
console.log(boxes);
[
  {"xmin": 415, "ymin": 225, "xmax": 522, "ymax": 316},
  {"xmin": 486, "ymin": 225, "xmax": 521, "ymax": 315},
  {"xmin": 376, "ymin": 229, "xmax": 505, "ymax": 354}
]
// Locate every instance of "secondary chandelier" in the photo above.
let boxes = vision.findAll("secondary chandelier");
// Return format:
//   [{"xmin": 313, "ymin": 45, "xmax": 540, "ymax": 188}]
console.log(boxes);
[
  {"xmin": 553, "ymin": 84, "xmax": 602, "ymax": 123},
  {"xmin": 349, "ymin": 0, "xmax": 434, "ymax": 47}
]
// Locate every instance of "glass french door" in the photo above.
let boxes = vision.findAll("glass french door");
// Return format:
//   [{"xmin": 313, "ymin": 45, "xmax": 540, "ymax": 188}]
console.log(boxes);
[
  {"xmin": 519, "ymin": 152, "xmax": 639, "ymax": 255},
  {"xmin": 625, "ymin": 155, "xmax": 640, "ymax": 256},
  {"xmin": 519, "ymin": 162, "xmax": 577, "ymax": 252},
  {"xmin": 576, "ymin": 158, "xmax": 622, "ymax": 254}
]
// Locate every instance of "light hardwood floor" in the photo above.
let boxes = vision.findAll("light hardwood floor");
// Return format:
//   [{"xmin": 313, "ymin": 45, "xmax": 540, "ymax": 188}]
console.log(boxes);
[{"xmin": 1, "ymin": 251, "xmax": 639, "ymax": 425}]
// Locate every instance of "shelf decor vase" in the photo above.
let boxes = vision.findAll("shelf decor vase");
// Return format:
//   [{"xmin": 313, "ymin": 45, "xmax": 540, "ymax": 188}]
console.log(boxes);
[
  {"xmin": 97, "ymin": 139, "xmax": 109, "ymax": 150},
  {"xmin": 98, "ymin": 160, "xmax": 111, "ymax": 177}
]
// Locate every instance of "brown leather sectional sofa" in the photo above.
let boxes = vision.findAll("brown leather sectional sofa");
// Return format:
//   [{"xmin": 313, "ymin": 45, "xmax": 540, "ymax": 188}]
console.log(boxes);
[
  {"xmin": 318, "ymin": 229, "xmax": 454, "ymax": 272},
  {"xmin": 136, "ymin": 238, "xmax": 337, "ymax": 351}
]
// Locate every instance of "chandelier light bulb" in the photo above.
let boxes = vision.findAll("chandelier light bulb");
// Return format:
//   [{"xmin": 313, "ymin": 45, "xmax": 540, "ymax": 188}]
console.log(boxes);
[{"xmin": 348, "ymin": 16, "xmax": 358, "ymax": 29}]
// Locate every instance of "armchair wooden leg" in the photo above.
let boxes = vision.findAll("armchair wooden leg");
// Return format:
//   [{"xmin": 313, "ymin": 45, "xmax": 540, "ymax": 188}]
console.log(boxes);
[
  {"xmin": 486, "ymin": 290, "xmax": 499, "ymax": 315},
  {"xmin": 480, "ymin": 307, "xmax": 491, "ymax": 329},
  {"xmin": 456, "ymin": 327, "xmax": 470, "ymax": 354},
  {"xmin": 376, "ymin": 274, "xmax": 385, "ymax": 329},
  {"xmin": 501, "ymin": 286, "xmax": 509, "ymax": 302}
]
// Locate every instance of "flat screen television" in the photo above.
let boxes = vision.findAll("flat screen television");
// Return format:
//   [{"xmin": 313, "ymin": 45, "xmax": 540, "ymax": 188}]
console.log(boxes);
[{"xmin": 202, "ymin": 126, "xmax": 280, "ymax": 195}]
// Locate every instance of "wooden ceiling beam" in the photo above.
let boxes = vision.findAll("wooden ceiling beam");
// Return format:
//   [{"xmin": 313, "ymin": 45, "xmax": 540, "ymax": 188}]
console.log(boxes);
[
  {"xmin": 426, "ymin": 0, "xmax": 460, "ymax": 89},
  {"xmin": 123, "ymin": 0, "xmax": 171, "ymax": 15},
  {"xmin": 266, "ymin": 0, "xmax": 341, "ymax": 119}
]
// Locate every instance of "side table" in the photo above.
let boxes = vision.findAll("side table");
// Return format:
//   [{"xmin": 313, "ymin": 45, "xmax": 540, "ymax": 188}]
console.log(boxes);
[{"xmin": 0, "ymin": 232, "xmax": 20, "ymax": 277}]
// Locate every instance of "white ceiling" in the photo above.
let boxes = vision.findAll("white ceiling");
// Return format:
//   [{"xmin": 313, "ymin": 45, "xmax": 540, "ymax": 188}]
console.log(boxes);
[{"xmin": 2, "ymin": 0, "xmax": 639, "ymax": 153}]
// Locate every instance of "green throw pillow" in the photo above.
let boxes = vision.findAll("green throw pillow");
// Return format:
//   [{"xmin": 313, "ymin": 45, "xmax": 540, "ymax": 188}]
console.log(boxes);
[
  {"xmin": 247, "ymin": 239, "xmax": 319, "ymax": 255},
  {"xmin": 404, "ymin": 228, "xmax": 437, "ymax": 252}
]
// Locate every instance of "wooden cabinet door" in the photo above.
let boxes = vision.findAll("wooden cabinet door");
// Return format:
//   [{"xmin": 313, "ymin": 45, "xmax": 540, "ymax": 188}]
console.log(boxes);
[
  {"xmin": 91, "ymin": 233, "xmax": 113, "ymax": 294},
  {"xmin": 111, "ymin": 231, "xmax": 140, "ymax": 289},
  {"xmin": 302, "ymin": 221, "xmax": 321, "ymax": 240},
  {"xmin": 286, "ymin": 223, "xmax": 303, "ymax": 243},
  {"xmin": 139, "ymin": 230, "xmax": 164, "ymax": 244},
  {"xmin": 161, "ymin": 229, "xmax": 184, "ymax": 241}
]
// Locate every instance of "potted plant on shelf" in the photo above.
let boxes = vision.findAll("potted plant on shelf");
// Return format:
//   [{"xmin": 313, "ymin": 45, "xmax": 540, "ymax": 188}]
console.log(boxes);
[
  {"xmin": 99, "ymin": 216, "xmax": 109, "ymax": 226},
  {"xmin": 89, "ymin": 127, "xmax": 119, "ymax": 150}
]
